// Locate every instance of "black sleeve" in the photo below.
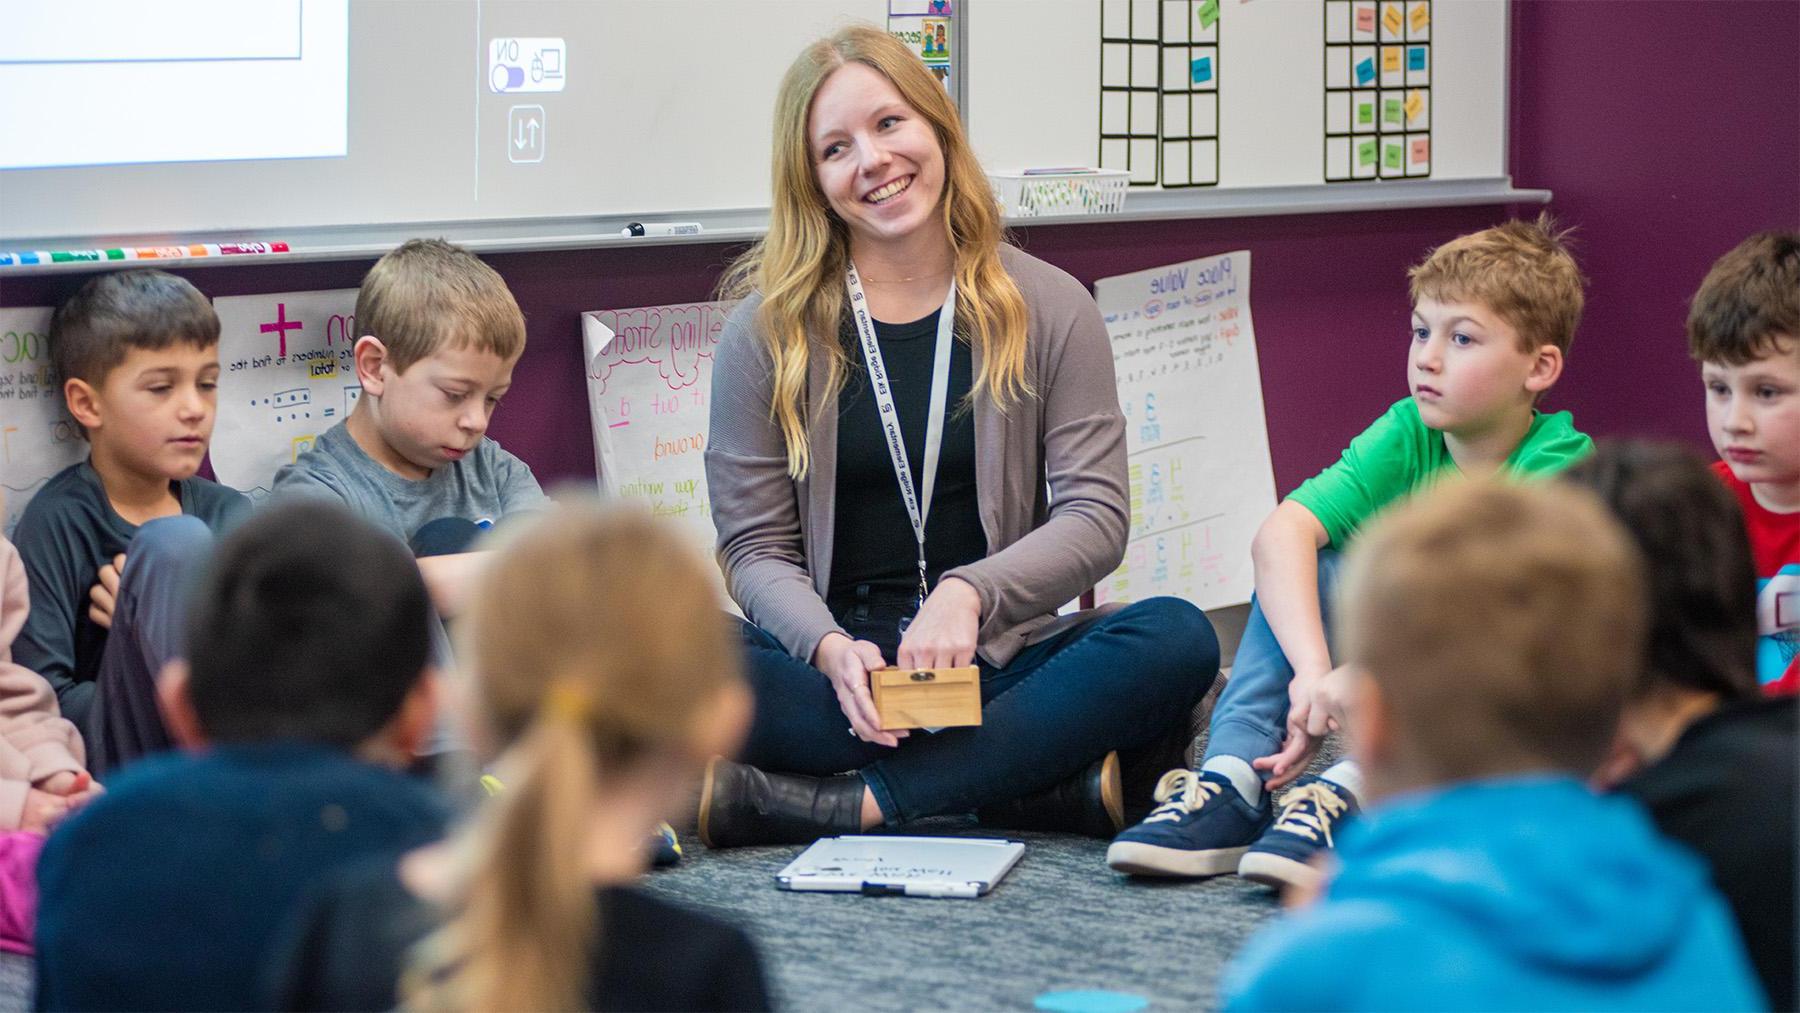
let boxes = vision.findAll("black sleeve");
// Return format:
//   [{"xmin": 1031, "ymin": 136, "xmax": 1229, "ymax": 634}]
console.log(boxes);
[{"xmin": 10, "ymin": 504, "xmax": 96, "ymax": 727}]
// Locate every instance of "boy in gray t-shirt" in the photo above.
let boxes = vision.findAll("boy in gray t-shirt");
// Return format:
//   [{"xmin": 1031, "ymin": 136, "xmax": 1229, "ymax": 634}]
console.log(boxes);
[{"xmin": 270, "ymin": 239, "xmax": 545, "ymax": 617}]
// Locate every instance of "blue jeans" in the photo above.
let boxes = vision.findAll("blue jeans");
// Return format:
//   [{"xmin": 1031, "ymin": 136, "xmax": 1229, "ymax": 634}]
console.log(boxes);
[
  {"xmin": 1201, "ymin": 549, "xmax": 1344, "ymax": 767},
  {"xmin": 737, "ymin": 596, "xmax": 1219, "ymax": 823},
  {"xmin": 87, "ymin": 516, "xmax": 214, "ymax": 777}
]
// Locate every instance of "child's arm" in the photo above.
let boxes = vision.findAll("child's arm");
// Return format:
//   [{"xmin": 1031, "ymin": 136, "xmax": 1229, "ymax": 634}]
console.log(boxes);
[
  {"xmin": 1246, "ymin": 500, "xmax": 1336, "ymax": 788},
  {"xmin": 414, "ymin": 551, "xmax": 488, "ymax": 619}
]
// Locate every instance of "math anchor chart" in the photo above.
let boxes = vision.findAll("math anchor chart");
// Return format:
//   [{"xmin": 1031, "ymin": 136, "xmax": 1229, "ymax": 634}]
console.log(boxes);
[
  {"xmin": 582, "ymin": 301, "xmax": 738, "ymax": 607},
  {"xmin": 212, "ymin": 289, "xmax": 360, "ymax": 497},
  {"xmin": 1092, "ymin": 251, "xmax": 1275, "ymax": 611},
  {"xmin": 0, "ymin": 308, "xmax": 83, "ymax": 536}
]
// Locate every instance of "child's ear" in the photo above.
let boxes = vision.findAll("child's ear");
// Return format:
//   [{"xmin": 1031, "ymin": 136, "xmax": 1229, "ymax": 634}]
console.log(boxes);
[
  {"xmin": 63, "ymin": 377, "xmax": 103, "ymax": 432},
  {"xmin": 1347, "ymin": 669, "xmax": 1392, "ymax": 778},
  {"xmin": 353, "ymin": 335, "xmax": 391, "ymax": 395},
  {"xmin": 689, "ymin": 681, "xmax": 753, "ymax": 763},
  {"xmin": 156, "ymin": 660, "xmax": 208, "ymax": 750},
  {"xmin": 1525, "ymin": 344, "xmax": 1565, "ymax": 395},
  {"xmin": 391, "ymin": 668, "xmax": 442, "ymax": 759}
]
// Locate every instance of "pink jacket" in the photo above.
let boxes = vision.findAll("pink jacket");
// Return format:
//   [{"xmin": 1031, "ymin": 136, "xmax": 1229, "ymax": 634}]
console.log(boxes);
[{"xmin": 0, "ymin": 538, "xmax": 85, "ymax": 830}]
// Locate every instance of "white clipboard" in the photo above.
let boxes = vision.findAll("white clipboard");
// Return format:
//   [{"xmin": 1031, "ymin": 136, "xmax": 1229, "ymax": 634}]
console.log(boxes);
[{"xmin": 775, "ymin": 835, "xmax": 1026, "ymax": 899}]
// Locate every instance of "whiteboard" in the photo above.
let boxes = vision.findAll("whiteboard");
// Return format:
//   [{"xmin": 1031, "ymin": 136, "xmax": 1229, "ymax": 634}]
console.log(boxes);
[
  {"xmin": 967, "ymin": 0, "xmax": 1505, "ymax": 186},
  {"xmin": 0, "ymin": 0, "xmax": 889, "ymax": 241},
  {"xmin": 0, "ymin": 0, "xmax": 1507, "ymax": 245}
]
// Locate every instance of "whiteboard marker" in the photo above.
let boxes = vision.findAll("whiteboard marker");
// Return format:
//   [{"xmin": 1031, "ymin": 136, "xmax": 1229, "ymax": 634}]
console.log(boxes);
[{"xmin": 620, "ymin": 222, "xmax": 704, "ymax": 237}]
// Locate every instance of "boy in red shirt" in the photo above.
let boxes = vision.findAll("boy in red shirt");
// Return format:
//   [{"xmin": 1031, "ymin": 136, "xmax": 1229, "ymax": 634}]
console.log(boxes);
[{"xmin": 1688, "ymin": 231, "xmax": 1799, "ymax": 695}]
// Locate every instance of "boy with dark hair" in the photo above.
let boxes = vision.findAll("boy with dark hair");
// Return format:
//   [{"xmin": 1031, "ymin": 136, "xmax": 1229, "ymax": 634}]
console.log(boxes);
[
  {"xmin": 33, "ymin": 500, "xmax": 447, "ymax": 1012},
  {"xmin": 1687, "ymin": 230, "xmax": 1799, "ymax": 695},
  {"xmin": 270, "ymin": 238, "xmax": 545, "ymax": 616},
  {"xmin": 1221, "ymin": 479, "xmax": 1763, "ymax": 1011},
  {"xmin": 1111, "ymin": 216, "xmax": 1593, "ymax": 884},
  {"xmin": 1571, "ymin": 440, "xmax": 1797, "ymax": 1010},
  {"xmin": 12, "ymin": 270, "xmax": 249, "ymax": 775}
]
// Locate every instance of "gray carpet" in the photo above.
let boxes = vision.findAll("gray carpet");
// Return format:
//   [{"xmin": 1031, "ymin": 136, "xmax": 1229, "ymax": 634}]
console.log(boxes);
[
  {"xmin": 642, "ymin": 716, "xmax": 1345, "ymax": 1013},
  {"xmin": 638, "ymin": 817, "xmax": 1284, "ymax": 1012}
]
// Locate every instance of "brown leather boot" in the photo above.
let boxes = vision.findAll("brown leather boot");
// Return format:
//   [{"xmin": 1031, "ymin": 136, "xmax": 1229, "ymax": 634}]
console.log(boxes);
[
  {"xmin": 975, "ymin": 751, "xmax": 1124, "ymax": 838},
  {"xmin": 698, "ymin": 759, "xmax": 867, "ymax": 848}
]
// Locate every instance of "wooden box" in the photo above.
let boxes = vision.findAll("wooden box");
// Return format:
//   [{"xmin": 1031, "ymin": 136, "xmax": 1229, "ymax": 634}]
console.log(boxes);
[{"xmin": 870, "ymin": 666, "xmax": 982, "ymax": 731}]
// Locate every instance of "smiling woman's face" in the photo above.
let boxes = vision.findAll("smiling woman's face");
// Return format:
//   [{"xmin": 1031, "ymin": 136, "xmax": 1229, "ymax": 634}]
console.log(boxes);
[{"xmin": 807, "ymin": 61, "xmax": 945, "ymax": 254}]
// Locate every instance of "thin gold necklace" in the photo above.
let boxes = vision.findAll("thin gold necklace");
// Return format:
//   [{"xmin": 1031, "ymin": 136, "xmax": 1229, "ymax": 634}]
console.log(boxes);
[{"xmin": 854, "ymin": 265, "xmax": 953, "ymax": 284}]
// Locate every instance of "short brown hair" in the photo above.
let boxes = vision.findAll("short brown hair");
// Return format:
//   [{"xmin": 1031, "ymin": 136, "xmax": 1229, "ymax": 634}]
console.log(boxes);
[
  {"xmin": 49, "ymin": 269, "xmax": 219, "ymax": 386},
  {"xmin": 1687, "ymin": 231, "xmax": 1800, "ymax": 366},
  {"xmin": 1408, "ymin": 213, "xmax": 1585, "ymax": 354},
  {"xmin": 356, "ymin": 239, "xmax": 526, "ymax": 374},
  {"xmin": 1339, "ymin": 478, "xmax": 1647, "ymax": 782}
]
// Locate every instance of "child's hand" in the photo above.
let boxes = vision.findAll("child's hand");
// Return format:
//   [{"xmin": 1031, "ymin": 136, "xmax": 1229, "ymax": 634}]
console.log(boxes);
[
  {"xmin": 20, "ymin": 789, "xmax": 73, "ymax": 835},
  {"xmin": 87, "ymin": 554, "xmax": 125, "ymax": 630},
  {"xmin": 38, "ymin": 771, "xmax": 100, "ymax": 798},
  {"xmin": 1308, "ymin": 664, "xmax": 1358, "ymax": 737}
]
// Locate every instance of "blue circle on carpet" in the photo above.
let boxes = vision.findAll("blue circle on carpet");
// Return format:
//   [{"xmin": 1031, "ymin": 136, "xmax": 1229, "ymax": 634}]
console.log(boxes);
[{"xmin": 1034, "ymin": 989, "xmax": 1150, "ymax": 1013}]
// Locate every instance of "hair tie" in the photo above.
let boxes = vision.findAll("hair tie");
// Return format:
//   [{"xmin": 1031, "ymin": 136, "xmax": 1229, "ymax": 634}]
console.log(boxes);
[{"xmin": 544, "ymin": 679, "xmax": 591, "ymax": 723}]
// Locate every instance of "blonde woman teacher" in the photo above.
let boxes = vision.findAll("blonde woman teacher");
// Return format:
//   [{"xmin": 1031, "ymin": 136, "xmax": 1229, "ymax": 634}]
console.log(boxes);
[{"xmin": 700, "ymin": 25, "xmax": 1219, "ymax": 847}]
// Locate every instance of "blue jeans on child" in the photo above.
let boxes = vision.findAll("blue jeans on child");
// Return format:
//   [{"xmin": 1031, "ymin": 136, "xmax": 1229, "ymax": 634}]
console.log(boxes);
[
  {"xmin": 738, "ymin": 596, "xmax": 1219, "ymax": 824},
  {"xmin": 86, "ymin": 515, "xmax": 214, "ymax": 777},
  {"xmin": 1201, "ymin": 550, "xmax": 1344, "ymax": 768}
]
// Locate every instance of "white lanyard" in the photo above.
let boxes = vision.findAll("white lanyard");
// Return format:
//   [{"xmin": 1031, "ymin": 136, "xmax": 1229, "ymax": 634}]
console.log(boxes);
[{"xmin": 845, "ymin": 263, "xmax": 955, "ymax": 605}]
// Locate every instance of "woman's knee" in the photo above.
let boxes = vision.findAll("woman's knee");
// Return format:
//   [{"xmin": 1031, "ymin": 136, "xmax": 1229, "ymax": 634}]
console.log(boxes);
[{"xmin": 1118, "ymin": 596, "xmax": 1218, "ymax": 666}]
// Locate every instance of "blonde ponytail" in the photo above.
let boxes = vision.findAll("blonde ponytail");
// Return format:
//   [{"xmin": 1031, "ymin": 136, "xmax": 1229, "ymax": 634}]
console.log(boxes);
[{"xmin": 402, "ymin": 505, "xmax": 741, "ymax": 1011}]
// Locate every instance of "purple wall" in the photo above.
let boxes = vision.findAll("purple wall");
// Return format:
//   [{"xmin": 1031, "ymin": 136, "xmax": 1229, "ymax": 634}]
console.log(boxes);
[
  {"xmin": 1511, "ymin": 0, "xmax": 1800, "ymax": 449},
  {"xmin": 4, "ymin": 0, "xmax": 1794, "ymax": 494}
]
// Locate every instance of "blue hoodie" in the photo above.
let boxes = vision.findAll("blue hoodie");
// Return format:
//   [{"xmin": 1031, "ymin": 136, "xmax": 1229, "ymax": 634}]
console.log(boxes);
[{"xmin": 1222, "ymin": 777, "xmax": 1765, "ymax": 1011}]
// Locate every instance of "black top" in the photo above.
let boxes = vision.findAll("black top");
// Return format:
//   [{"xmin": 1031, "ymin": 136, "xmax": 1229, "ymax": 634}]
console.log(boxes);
[
  {"xmin": 11, "ymin": 460, "xmax": 249, "ymax": 728},
  {"xmin": 828, "ymin": 309, "xmax": 985, "ymax": 609},
  {"xmin": 1619, "ymin": 695, "xmax": 1797, "ymax": 1010},
  {"xmin": 267, "ymin": 859, "xmax": 772, "ymax": 1012}
]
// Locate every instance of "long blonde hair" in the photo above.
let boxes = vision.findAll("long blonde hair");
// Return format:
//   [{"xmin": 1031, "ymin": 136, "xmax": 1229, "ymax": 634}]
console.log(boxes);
[
  {"xmin": 405, "ymin": 506, "xmax": 741, "ymax": 1012},
  {"xmin": 720, "ymin": 24, "xmax": 1030, "ymax": 478}
]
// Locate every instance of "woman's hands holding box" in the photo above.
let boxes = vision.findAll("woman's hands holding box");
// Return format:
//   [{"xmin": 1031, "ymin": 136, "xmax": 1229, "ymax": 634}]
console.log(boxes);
[{"xmin": 896, "ymin": 576, "xmax": 981, "ymax": 671}]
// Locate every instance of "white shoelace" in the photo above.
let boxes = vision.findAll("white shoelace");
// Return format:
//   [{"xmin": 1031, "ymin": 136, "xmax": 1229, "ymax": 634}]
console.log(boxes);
[
  {"xmin": 1271, "ymin": 782, "xmax": 1349, "ymax": 845},
  {"xmin": 1142, "ymin": 769, "xmax": 1224, "ymax": 824}
]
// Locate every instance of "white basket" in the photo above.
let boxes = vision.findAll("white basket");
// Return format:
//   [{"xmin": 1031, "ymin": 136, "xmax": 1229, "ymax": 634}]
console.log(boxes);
[{"xmin": 989, "ymin": 169, "xmax": 1131, "ymax": 218}]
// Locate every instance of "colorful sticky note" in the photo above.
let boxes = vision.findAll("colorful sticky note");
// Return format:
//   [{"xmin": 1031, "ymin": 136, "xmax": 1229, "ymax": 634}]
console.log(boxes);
[
  {"xmin": 1358, "ymin": 139, "xmax": 1378, "ymax": 166},
  {"xmin": 1198, "ymin": 0, "xmax": 1220, "ymax": 30},
  {"xmin": 1355, "ymin": 4, "xmax": 1376, "ymax": 33},
  {"xmin": 1357, "ymin": 100, "xmax": 1374, "ymax": 124},
  {"xmin": 1355, "ymin": 57, "xmax": 1376, "ymax": 85},
  {"xmin": 1405, "ymin": 90, "xmax": 1424, "ymax": 122},
  {"xmin": 1191, "ymin": 56, "xmax": 1213, "ymax": 84},
  {"xmin": 1382, "ymin": 3, "xmax": 1403, "ymax": 34},
  {"xmin": 1382, "ymin": 46, "xmax": 1402, "ymax": 73},
  {"xmin": 1411, "ymin": 136, "xmax": 1430, "ymax": 164},
  {"xmin": 1384, "ymin": 141, "xmax": 1403, "ymax": 169},
  {"xmin": 1408, "ymin": 46, "xmax": 1427, "ymax": 71},
  {"xmin": 1410, "ymin": 3, "xmax": 1430, "ymax": 32},
  {"xmin": 1384, "ymin": 97, "xmax": 1402, "ymax": 125}
]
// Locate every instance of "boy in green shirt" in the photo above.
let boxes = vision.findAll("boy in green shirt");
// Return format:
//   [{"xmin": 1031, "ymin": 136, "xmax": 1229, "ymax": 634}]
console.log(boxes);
[{"xmin": 1109, "ymin": 216, "xmax": 1593, "ymax": 883}]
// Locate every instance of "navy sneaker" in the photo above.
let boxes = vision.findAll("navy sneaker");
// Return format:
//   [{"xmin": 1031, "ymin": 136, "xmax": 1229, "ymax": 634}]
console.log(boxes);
[
  {"xmin": 1105, "ymin": 770, "xmax": 1272, "ymax": 877},
  {"xmin": 1237, "ymin": 774, "xmax": 1359, "ymax": 891}
]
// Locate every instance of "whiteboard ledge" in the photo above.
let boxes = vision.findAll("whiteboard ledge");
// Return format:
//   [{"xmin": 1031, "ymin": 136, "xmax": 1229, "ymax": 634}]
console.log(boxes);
[{"xmin": 0, "ymin": 179, "xmax": 1547, "ymax": 275}]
